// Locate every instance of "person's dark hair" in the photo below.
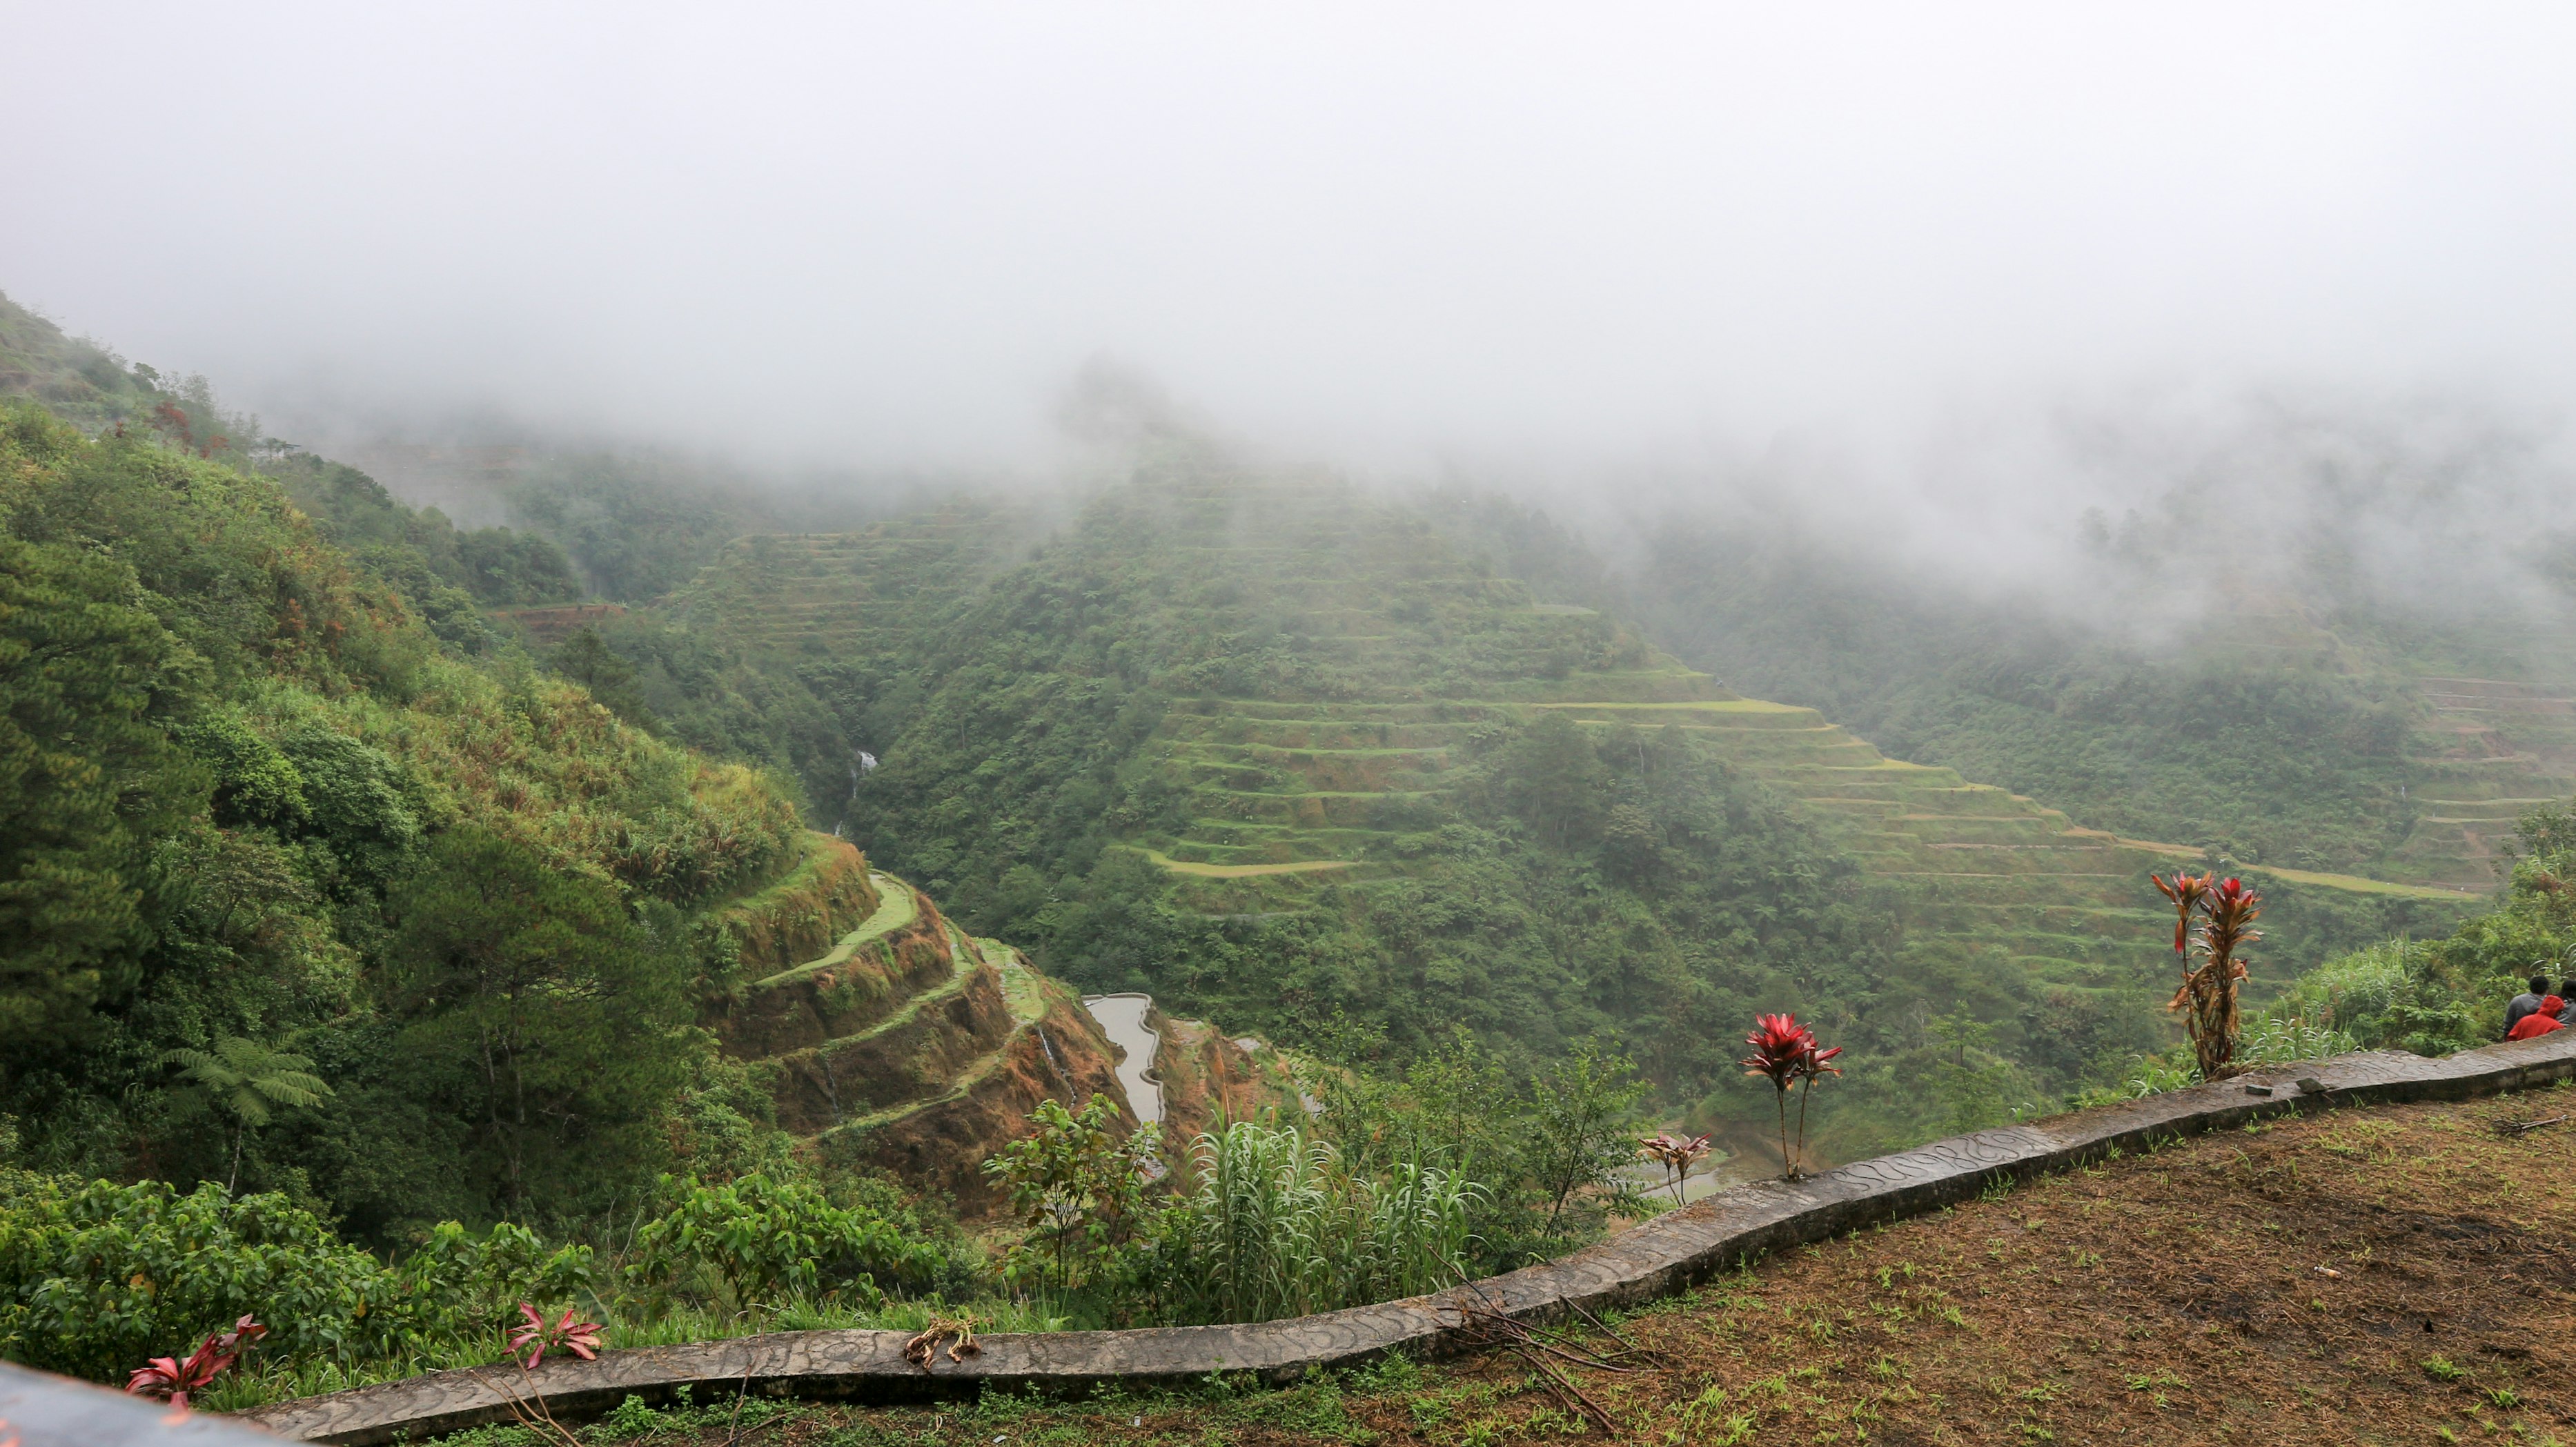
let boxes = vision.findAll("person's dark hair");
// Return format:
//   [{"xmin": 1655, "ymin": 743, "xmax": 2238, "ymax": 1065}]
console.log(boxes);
[
  {"xmin": 2559, "ymin": 980, "xmax": 2576, "ymax": 1000},
  {"xmin": 2532, "ymin": 974, "xmax": 2551, "ymax": 996}
]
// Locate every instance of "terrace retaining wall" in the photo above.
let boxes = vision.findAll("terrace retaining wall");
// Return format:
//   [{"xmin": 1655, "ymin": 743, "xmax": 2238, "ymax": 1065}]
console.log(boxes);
[{"xmin": 242, "ymin": 1032, "xmax": 2576, "ymax": 1445}]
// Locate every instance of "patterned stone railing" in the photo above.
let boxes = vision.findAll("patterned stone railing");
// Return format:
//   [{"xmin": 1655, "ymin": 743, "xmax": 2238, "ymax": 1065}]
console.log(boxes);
[{"xmin": 241, "ymin": 1032, "xmax": 2576, "ymax": 1445}]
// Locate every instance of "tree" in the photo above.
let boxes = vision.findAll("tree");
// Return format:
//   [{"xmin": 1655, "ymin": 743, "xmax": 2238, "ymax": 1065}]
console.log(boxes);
[
  {"xmin": 161, "ymin": 1037, "xmax": 331, "ymax": 1192},
  {"xmin": 0, "ymin": 535, "xmax": 204, "ymax": 1060},
  {"xmin": 983, "ymin": 1094, "xmax": 1158, "ymax": 1295},
  {"xmin": 384, "ymin": 827, "xmax": 694, "ymax": 1218},
  {"xmin": 1495, "ymin": 711, "xmax": 1607, "ymax": 850},
  {"xmin": 1523, "ymin": 1036, "xmax": 1646, "ymax": 1229},
  {"xmin": 549, "ymin": 627, "xmax": 656, "ymax": 728}
]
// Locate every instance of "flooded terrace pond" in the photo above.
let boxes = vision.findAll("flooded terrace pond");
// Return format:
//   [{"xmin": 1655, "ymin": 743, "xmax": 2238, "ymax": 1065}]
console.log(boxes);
[{"xmin": 1081, "ymin": 992, "xmax": 1163, "ymax": 1123}]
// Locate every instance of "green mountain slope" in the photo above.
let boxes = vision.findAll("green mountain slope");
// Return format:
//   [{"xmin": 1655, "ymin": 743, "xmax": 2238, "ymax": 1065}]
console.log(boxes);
[
  {"xmin": 635, "ymin": 444, "xmax": 2453, "ymax": 1156},
  {"xmin": 0, "ymin": 391, "xmax": 849, "ymax": 1236},
  {"xmin": 636, "ymin": 453, "xmax": 1885, "ymax": 1124}
]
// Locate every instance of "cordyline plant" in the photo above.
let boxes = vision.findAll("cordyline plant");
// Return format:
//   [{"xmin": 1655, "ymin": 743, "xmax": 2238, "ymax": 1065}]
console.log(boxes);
[
  {"xmin": 493, "ymin": 1303, "xmax": 606, "ymax": 1447},
  {"xmin": 2154, "ymin": 870, "xmax": 2263, "ymax": 1079},
  {"xmin": 508, "ymin": 1302, "xmax": 603, "ymax": 1370},
  {"xmin": 1636, "ymin": 1131, "xmax": 1710, "ymax": 1204},
  {"xmin": 1742, "ymin": 1013, "xmax": 1842, "ymax": 1179},
  {"xmin": 126, "ymin": 1315, "xmax": 266, "ymax": 1409},
  {"xmin": 1793, "ymin": 1032, "xmax": 1843, "ymax": 1166}
]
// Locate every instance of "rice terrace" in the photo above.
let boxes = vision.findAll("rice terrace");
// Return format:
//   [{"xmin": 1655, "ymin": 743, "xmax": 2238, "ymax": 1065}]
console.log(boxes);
[{"xmin": 10, "ymin": 10, "xmax": 2576, "ymax": 1447}]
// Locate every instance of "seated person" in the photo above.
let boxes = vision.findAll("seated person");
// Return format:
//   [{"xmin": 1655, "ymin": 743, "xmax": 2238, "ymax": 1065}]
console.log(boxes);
[
  {"xmin": 2508, "ymin": 994, "xmax": 2566, "ymax": 1041},
  {"xmin": 2506, "ymin": 974, "xmax": 2550, "ymax": 1036},
  {"xmin": 2559, "ymin": 983, "xmax": 2576, "ymax": 1025}
]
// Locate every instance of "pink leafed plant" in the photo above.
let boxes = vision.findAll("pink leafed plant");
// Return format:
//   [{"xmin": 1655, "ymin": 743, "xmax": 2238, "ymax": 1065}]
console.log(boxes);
[
  {"xmin": 1791, "ymin": 1033, "xmax": 1844, "ymax": 1175},
  {"xmin": 1742, "ymin": 1012, "xmax": 1815, "ymax": 1179},
  {"xmin": 1637, "ymin": 1130, "xmax": 1711, "ymax": 1203},
  {"xmin": 508, "ymin": 1302, "xmax": 604, "ymax": 1371},
  {"xmin": 126, "ymin": 1315, "xmax": 266, "ymax": 1409}
]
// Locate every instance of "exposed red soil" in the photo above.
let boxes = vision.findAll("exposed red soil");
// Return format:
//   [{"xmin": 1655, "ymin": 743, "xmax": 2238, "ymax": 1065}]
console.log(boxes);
[
  {"xmin": 858, "ymin": 978, "xmax": 1131, "ymax": 1217},
  {"xmin": 719, "ymin": 836, "xmax": 882, "ymax": 978}
]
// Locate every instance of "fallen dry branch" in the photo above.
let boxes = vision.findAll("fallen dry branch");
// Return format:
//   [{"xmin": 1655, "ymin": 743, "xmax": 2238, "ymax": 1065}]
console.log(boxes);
[
  {"xmin": 2493, "ymin": 1113, "xmax": 2568, "ymax": 1138},
  {"xmin": 1448, "ymin": 1292, "xmax": 1635, "ymax": 1433},
  {"xmin": 903, "ymin": 1312, "xmax": 983, "ymax": 1368},
  {"xmin": 485, "ymin": 1366, "xmax": 582, "ymax": 1447}
]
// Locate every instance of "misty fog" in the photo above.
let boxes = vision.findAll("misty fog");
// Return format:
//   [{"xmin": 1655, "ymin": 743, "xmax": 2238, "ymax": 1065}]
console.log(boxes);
[{"xmin": 10, "ymin": 3, "xmax": 2576, "ymax": 617}]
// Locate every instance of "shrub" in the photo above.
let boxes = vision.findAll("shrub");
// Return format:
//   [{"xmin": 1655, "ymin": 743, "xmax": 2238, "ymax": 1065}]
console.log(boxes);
[
  {"xmin": 2277, "ymin": 938, "xmax": 2482, "ymax": 1057},
  {"xmin": 0, "ymin": 1177, "xmax": 404, "ymax": 1381},
  {"xmin": 2236, "ymin": 1009, "xmax": 2358, "ymax": 1067},
  {"xmin": 626, "ymin": 1174, "xmax": 945, "ymax": 1313},
  {"xmin": 0, "ymin": 1168, "xmax": 625, "ymax": 1387},
  {"xmin": 983, "ymin": 1095, "xmax": 1159, "ymax": 1296},
  {"xmin": 391, "ymin": 1219, "xmax": 596, "ymax": 1344}
]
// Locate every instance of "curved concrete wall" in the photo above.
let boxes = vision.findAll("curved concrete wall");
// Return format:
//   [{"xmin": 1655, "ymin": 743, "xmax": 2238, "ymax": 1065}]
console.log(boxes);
[{"xmin": 241, "ymin": 1032, "xmax": 2576, "ymax": 1445}]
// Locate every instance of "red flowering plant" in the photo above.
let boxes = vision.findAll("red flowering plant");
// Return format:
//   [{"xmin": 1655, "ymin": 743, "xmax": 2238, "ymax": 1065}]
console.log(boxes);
[
  {"xmin": 508, "ymin": 1302, "xmax": 604, "ymax": 1371},
  {"xmin": 2153, "ymin": 871, "xmax": 2261, "ymax": 1079},
  {"xmin": 125, "ymin": 1315, "xmax": 266, "ymax": 1410},
  {"xmin": 1637, "ymin": 1131, "xmax": 1711, "ymax": 1204},
  {"xmin": 1792, "ymin": 1032, "xmax": 1844, "ymax": 1170},
  {"xmin": 1741, "ymin": 1013, "xmax": 1814, "ymax": 1179},
  {"xmin": 2152, "ymin": 869, "xmax": 2214, "ymax": 955}
]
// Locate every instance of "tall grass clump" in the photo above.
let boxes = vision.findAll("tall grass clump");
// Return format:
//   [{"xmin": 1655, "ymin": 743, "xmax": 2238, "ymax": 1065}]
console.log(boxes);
[{"xmin": 1159, "ymin": 1120, "xmax": 1482, "ymax": 1324}]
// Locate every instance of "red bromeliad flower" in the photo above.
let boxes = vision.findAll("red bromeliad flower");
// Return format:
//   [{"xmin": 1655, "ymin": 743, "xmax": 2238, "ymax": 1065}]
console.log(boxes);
[
  {"xmin": 125, "ymin": 1317, "xmax": 263, "ymax": 1409},
  {"xmin": 2150, "ymin": 871, "xmax": 2263, "ymax": 1081},
  {"xmin": 1743, "ymin": 1013, "xmax": 1816, "ymax": 1179},
  {"xmin": 509, "ymin": 1303, "xmax": 604, "ymax": 1372},
  {"xmin": 2204, "ymin": 877, "xmax": 2263, "ymax": 956},
  {"xmin": 1794, "ymin": 1038, "xmax": 1844, "ymax": 1085}
]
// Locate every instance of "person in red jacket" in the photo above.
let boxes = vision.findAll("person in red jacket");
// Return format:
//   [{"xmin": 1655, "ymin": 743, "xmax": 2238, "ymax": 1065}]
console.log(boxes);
[{"xmin": 2507, "ymin": 995, "xmax": 2566, "ymax": 1041}]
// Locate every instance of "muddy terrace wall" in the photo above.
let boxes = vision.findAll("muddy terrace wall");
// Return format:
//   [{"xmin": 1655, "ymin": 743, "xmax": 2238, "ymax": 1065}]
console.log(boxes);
[{"xmin": 242, "ymin": 1032, "xmax": 2576, "ymax": 1445}]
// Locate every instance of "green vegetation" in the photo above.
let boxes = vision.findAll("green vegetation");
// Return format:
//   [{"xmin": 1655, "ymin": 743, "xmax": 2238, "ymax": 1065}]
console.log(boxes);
[
  {"xmin": 807, "ymin": 456, "xmax": 1896, "ymax": 1123},
  {"xmin": 8, "ymin": 291, "xmax": 2564, "ymax": 1420},
  {"xmin": 0, "ymin": 391, "xmax": 819, "ymax": 1232},
  {"xmin": 2275, "ymin": 798, "xmax": 2576, "ymax": 1055},
  {"xmin": 978, "ymin": 1037, "xmax": 1645, "ymax": 1328},
  {"xmin": 622, "ymin": 444, "xmax": 2461, "ymax": 1164},
  {"xmin": 1154, "ymin": 1118, "xmax": 1481, "ymax": 1323},
  {"xmin": 1622, "ymin": 507, "xmax": 2575, "ymax": 894},
  {"xmin": 0, "ymin": 1158, "xmax": 977, "ymax": 1409},
  {"xmin": 2075, "ymin": 795, "xmax": 2576, "ymax": 1099}
]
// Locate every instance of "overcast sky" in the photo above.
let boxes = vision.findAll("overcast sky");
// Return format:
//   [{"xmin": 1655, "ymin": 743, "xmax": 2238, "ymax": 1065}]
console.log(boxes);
[{"xmin": 8, "ymin": 3, "xmax": 2575, "ymax": 478}]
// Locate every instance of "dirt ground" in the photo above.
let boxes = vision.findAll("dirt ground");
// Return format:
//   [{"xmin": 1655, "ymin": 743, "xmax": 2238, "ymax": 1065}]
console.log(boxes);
[{"xmin": 437, "ymin": 1084, "xmax": 2576, "ymax": 1446}]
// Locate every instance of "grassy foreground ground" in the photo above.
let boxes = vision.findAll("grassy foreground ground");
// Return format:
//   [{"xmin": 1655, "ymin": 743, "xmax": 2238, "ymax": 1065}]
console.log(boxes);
[{"xmin": 423, "ymin": 1086, "xmax": 2576, "ymax": 1447}]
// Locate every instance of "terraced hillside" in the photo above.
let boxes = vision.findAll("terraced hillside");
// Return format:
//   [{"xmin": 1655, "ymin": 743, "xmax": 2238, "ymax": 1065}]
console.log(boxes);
[
  {"xmin": 662, "ymin": 502, "xmax": 1045, "ymax": 665},
  {"xmin": 2390, "ymin": 661, "xmax": 2576, "ymax": 888},
  {"xmin": 1125, "ymin": 558, "xmax": 2458, "ymax": 1019},
  {"xmin": 709, "ymin": 839, "xmax": 1133, "ymax": 1213},
  {"xmin": 650, "ymin": 458, "xmax": 2490, "ymax": 1155},
  {"xmin": 2178, "ymin": 605, "xmax": 2576, "ymax": 892},
  {"xmin": 1148, "ymin": 667, "xmax": 2205, "ymax": 1012}
]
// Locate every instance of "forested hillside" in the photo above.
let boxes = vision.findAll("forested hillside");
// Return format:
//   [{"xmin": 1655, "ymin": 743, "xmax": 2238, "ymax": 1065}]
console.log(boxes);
[
  {"xmin": 0, "ymin": 394, "xmax": 847, "ymax": 1237},
  {"xmin": 0, "ymin": 285, "xmax": 2489, "ymax": 1184},
  {"xmin": 680, "ymin": 447, "xmax": 1882, "ymax": 1111},
  {"xmin": 591, "ymin": 439, "xmax": 2457, "ymax": 1160}
]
